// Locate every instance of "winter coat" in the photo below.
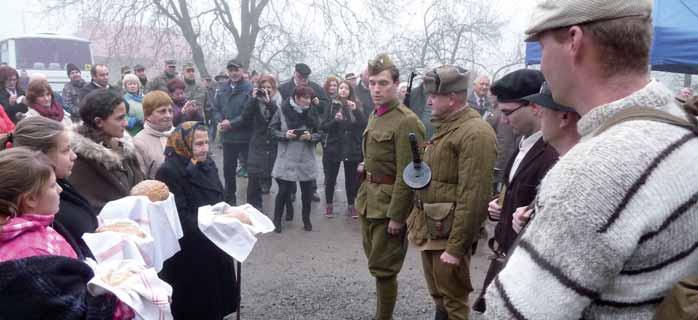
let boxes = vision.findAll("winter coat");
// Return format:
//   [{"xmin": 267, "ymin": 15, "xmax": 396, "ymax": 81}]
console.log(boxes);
[
  {"xmin": 61, "ymin": 79, "xmax": 86, "ymax": 119},
  {"xmin": 123, "ymin": 92, "xmax": 144, "ymax": 135},
  {"xmin": 78, "ymin": 81, "xmax": 111, "ymax": 100},
  {"xmin": 269, "ymin": 98, "xmax": 321, "ymax": 182},
  {"xmin": 0, "ymin": 255, "xmax": 117, "ymax": 320},
  {"xmin": 145, "ymin": 73, "xmax": 176, "ymax": 94},
  {"xmin": 278, "ymin": 79, "xmax": 330, "ymax": 117},
  {"xmin": 155, "ymin": 154, "xmax": 238, "ymax": 320},
  {"xmin": 24, "ymin": 107, "xmax": 73, "ymax": 128},
  {"xmin": 133, "ymin": 122, "xmax": 172, "ymax": 179},
  {"xmin": 213, "ymin": 79, "xmax": 253, "ymax": 144},
  {"xmin": 355, "ymin": 81, "xmax": 375, "ymax": 116},
  {"xmin": 0, "ymin": 214, "xmax": 77, "ymax": 262},
  {"xmin": 320, "ymin": 99, "xmax": 366, "ymax": 162},
  {"xmin": 0, "ymin": 88, "xmax": 28, "ymax": 123},
  {"xmin": 242, "ymin": 95, "xmax": 279, "ymax": 177},
  {"xmin": 184, "ymin": 80, "xmax": 208, "ymax": 114},
  {"xmin": 56, "ymin": 179, "xmax": 98, "ymax": 255},
  {"xmin": 68, "ymin": 129, "xmax": 144, "ymax": 212}
]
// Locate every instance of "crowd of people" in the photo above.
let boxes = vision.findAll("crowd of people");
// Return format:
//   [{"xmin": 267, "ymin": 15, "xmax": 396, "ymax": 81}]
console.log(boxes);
[{"xmin": 1, "ymin": 0, "xmax": 698, "ymax": 319}]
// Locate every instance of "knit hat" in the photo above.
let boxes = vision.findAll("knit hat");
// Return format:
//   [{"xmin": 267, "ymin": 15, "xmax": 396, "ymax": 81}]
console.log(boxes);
[{"xmin": 66, "ymin": 63, "xmax": 80, "ymax": 77}]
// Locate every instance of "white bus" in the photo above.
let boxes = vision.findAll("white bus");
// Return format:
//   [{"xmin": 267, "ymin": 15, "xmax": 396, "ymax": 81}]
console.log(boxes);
[{"xmin": 0, "ymin": 33, "xmax": 93, "ymax": 93}]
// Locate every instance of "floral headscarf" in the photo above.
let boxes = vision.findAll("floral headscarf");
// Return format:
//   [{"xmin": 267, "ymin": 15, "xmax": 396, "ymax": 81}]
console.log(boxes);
[{"xmin": 164, "ymin": 121, "xmax": 208, "ymax": 161}]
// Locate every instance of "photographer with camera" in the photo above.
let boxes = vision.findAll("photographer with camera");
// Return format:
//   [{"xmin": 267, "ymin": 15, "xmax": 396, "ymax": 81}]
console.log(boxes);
[
  {"xmin": 269, "ymin": 85, "xmax": 322, "ymax": 233},
  {"xmin": 242, "ymin": 75, "xmax": 282, "ymax": 212},
  {"xmin": 320, "ymin": 80, "xmax": 366, "ymax": 218},
  {"xmin": 167, "ymin": 78, "xmax": 203, "ymax": 126}
]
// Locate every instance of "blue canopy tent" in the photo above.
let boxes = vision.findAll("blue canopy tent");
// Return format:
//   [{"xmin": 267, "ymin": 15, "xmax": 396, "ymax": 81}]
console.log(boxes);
[{"xmin": 525, "ymin": 0, "xmax": 698, "ymax": 74}]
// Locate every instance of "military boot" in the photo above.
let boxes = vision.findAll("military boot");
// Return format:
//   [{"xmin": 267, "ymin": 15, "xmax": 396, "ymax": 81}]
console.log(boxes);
[
  {"xmin": 434, "ymin": 307, "xmax": 448, "ymax": 320},
  {"xmin": 375, "ymin": 276, "xmax": 398, "ymax": 320}
]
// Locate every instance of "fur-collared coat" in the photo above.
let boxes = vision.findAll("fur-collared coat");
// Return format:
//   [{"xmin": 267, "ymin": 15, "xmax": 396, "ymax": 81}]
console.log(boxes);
[{"xmin": 68, "ymin": 129, "xmax": 144, "ymax": 212}]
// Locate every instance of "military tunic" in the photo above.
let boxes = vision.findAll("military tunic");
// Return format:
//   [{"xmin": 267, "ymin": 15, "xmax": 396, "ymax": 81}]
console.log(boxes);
[{"xmin": 406, "ymin": 107, "xmax": 496, "ymax": 319}]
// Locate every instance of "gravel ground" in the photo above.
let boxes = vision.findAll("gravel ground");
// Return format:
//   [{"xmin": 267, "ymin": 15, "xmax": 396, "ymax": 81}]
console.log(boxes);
[{"xmin": 212, "ymin": 148, "xmax": 490, "ymax": 320}]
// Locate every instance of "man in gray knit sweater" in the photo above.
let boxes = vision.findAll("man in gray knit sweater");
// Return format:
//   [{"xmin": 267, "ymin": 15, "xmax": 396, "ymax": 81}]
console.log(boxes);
[{"xmin": 484, "ymin": 1, "xmax": 698, "ymax": 319}]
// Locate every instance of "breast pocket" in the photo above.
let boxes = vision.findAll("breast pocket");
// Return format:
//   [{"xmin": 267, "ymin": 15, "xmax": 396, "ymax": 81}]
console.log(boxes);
[{"xmin": 366, "ymin": 131, "xmax": 395, "ymax": 162}]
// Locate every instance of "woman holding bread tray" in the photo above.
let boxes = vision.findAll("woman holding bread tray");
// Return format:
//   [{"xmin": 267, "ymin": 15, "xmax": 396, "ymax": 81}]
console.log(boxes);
[{"xmin": 155, "ymin": 121, "xmax": 238, "ymax": 319}]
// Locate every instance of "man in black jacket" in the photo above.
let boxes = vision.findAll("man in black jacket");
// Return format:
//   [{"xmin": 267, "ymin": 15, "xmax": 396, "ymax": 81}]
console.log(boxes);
[{"xmin": 79, "ymin": 64, "xmax": 111, "ymax": 100}]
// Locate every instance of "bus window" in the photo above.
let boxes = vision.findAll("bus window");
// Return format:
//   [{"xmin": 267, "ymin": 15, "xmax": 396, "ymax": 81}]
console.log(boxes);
[
  {"xmin": 14, "ymin": 38, "xmax": 91, "ymax": 71},
  {"xmin": 0, "ymin": 42, "xmax": 8, "ymax": 65}
]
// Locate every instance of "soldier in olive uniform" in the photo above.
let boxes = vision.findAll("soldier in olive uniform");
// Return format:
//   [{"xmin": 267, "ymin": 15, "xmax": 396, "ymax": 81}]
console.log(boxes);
[
  {"xmin": 182, "ymin": 62, "xmax": 208, "ymax": 120},
  {"xmin": 356, "ymin": 54, "xmax": 426, "ymax": 320},
  {"xmin": 146, "ymin": 59, "xmax": 178, "ymax": 93},
  {"xmin": 406, "ymin": 66, "xmax": 497, "ymax": 320}
]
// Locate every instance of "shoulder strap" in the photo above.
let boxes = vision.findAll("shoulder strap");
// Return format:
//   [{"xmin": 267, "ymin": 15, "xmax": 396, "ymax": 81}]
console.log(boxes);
[{"xmin": 595, "ymin": 107, "xmax": 697, "ymax": 137}]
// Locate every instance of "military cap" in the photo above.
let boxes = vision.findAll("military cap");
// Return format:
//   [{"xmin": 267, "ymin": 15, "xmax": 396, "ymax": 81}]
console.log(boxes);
[
  {"xmin": 345, "ymin": 72, "xmax": 357, "ymax": 80},
  {"xmin": 295, "ymin": 63, "xmax": 312, "ymax": 76},
  {"xmin": 120, "ymin": 66, "xmax": 132, "ymax": 75},
  {"xmin": 133, "ymin": 64, "xmax": 145, "ymax": 71},
  {"xmin": 367, "ymin": 53, "xmax": 396, "ymax": 76},
  {"xmin": 526, "ymin": 0, "xmax": 652, "ymax": 41},
  {"xmin": 214, "ymin": 71, "xmax": 229, "ymax": 81},
  {"xmin": 165, "ymin": 59, "xmax": 177, "ymax": 66},
  {"xmin": 422, "ymin": 65, "xmax": 470, "ymax": 95},
  {"xmin": 226, "ymin": 59, "xmax": 242, "ymax": 70},
  {"xmin": 183, "ymin": 62, "xmax": 195, "ymax": 70},
  {"xmin": 490, "ymin": 69, "xmax": 545, "ymax": 103},
  {"xmin": 203, "ymin": 75, "xmax": 212, "ymax": 81},
  {"xmin": 522, "ymin": 82, "xmax": 576, "ymax": 113}
]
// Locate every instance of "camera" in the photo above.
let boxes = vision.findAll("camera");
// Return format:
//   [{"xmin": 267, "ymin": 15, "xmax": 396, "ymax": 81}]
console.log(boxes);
[{"xmin": 255, "ymin": 88, "xmax": 268, "ymax": 98}]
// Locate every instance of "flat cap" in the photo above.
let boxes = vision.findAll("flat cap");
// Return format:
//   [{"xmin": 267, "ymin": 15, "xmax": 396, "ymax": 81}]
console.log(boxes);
[
  {"xmin": 226, "ymin": 59, "xmax": 242, "ymax": 70},
  {"xmin": 120, "ymin": 66, "xmax": 132, "ymax": 74},
  {"xmin": 133, "ymin": 64, "xmax": 145, "ymax": 71},
  {"xmin": 525, "ymin": 0, "xmax": 652, "ymax": 41},
  {"xmin": 345, "ymin": 72, "xmax": 357, "ymax": 80},
  {"xmin": 295, "ymin": 63, "xmax": 312, "ymax": 76},
  {"xmin": 423, "ymin": 65, "xmax": 470, "ymax": 95},
  {"xmin": 183, "ymin": 62, "xmax": 195, "ymax": 70},
  {"xmin": 522, "ymin": 82, "xmax": 576, "ymax": 113},
  {"xmin": 491, "ymin": 69, "xmax": 545, "ymax": 103},
  {"xmin": 367, "ymin": 53, "xmax": 396, "ymax": 76},
  {"xmin": 165, "ymin": 59, "xmax": 177, "ymax": 66}
]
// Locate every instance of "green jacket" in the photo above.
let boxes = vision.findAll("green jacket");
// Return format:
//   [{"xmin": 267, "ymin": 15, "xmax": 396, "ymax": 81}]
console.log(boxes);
[
  {"xmin": 407, "ymin": 107, "xmax": 496, "ymax": 257},
  {"xmin": 356, "ymin": 100, "xmax": 426, "ymax": 223},
  {"xmin": 184, "ymin": 80, "xmax": 208, "ymax": 121}
]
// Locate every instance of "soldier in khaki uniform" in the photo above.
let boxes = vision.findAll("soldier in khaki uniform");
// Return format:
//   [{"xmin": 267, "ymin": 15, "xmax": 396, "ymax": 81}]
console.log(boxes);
[
  {"xmin": 406, "ymin": 66, "xmax": 496, "ymax": 320},
  {"xmin": 356, "ymin": 53, "xmax": 426, "ymax": 320},
  {"xmin": 146, "ymin": 59, "xmax": 178, "ymax": 93},
  {"xmin": 182, "ymin": 62, "xmax": 208, "ymax": 120}
]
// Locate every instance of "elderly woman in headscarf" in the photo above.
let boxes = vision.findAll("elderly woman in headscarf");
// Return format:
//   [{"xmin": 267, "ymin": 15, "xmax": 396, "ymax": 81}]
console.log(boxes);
[{"xmin": 154, "ymin": 121, "xmax": 238, "ymax": 320}]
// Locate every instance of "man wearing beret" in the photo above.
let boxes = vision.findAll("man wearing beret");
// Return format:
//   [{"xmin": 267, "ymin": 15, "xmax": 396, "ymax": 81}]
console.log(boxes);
[
  {"xmin": 473, "ymin": 69, "xmax": 559, "ymax": 313},
  {"xmin": 146, "ymin": 59, "xmax": 178, "ymax": 93},
  {"xmin": 484, "ymin": 1, "xmax": 698, "ymax": 319},
  {"xmin": 405, "ymin": 65, "xmax": 496, "ymax": 320},
  {"xmin": 355, "ymin": 53, "xmax": 425, "ymax": 320}
]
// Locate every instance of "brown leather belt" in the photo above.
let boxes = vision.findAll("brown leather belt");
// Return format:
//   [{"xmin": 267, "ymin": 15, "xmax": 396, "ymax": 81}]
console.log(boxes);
[{"xmin": 366, "ymin": 172, "xmax": 396, "ymax": 185}]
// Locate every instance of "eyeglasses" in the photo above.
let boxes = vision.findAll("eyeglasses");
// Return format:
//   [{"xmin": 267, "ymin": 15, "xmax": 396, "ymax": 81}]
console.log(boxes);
[{"xmin": 501, "ymin": 102, "xmax": 529, "ymax": 117}]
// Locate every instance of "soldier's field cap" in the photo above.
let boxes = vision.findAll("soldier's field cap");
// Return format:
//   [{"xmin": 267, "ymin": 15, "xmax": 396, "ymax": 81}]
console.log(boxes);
[
  {"xmin": 490, "ymin": 69, "xmax": 545, "ymax": 103},
  {"xmin": 133, "ymin": 64, "xmax": 145, "ymax": 71},
  {"xmin": 165, "ymin": 59, "xmax": 177, "ymax": 66},
  {"xmin": 215, "ymin": 71, "xmax": 229, "ymax": 81},
  {"xmin": 423, "ymin": 65, "xmax": 469, "ymax": 95},
  {"xmin": 522, "ymin": 82, "xmax": 576, "ymax": 113},
  {"xmin": 367, "ymin": 53, "xmax": 396, "ymax": 76},
  {"xmin": 121, "ymin": 66, "xmax": 132, "ymax": 74},
  {"xmin": 183, "ymin": 62, "xmax": 195, "ymax": 70},
  {"xmin": 295, "ymin": 63, "xmax": 312, "ymax": 76},
  {"xmin": 226, "ymin": 59, "xmax": 242, "ymax": 70},
  {"xmin": 525, "ymin": 0, "xmax": 652, "ymax": 41}
]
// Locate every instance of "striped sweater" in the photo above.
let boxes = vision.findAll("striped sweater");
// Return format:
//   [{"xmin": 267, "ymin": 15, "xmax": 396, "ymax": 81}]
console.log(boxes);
[{"xmin": 484, "ymin": 80, "xmax": 698, "ymax": 320}]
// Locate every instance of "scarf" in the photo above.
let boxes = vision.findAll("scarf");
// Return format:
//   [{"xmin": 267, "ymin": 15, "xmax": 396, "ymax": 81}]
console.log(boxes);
[
  {"xmin": 143, "ymin": 121, "xmax": 173, "ymax": 149},
  {"xmin": 283, "ymin": 98, "xmax": 311, "ymax": 129},
  {"xmin": 125, "ymin": 92, "xmax": 143, "ymax": 103},
  {"xmin": 31, "ymin": 100, "xmax": 64, "ymax": 122},
  {"xmin": 164, "ymin": 121, "xmax": 208, "ymax": 163}
]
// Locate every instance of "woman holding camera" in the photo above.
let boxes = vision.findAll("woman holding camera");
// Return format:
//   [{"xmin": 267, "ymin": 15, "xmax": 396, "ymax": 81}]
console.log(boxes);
[
  {"xmin": 269, "ymin": 85, "xmax": 321, "ymax": 233},
  {"xmin": 242, "ymin": 75, "xmax": 281, "ymax": 212},
  {"xmin": 320, "ymin": 80, "xmax": 366, "ymax": 218},
  {"xmin": 167, "ymin": 78, "xmax": 203, "ymax": 126}
]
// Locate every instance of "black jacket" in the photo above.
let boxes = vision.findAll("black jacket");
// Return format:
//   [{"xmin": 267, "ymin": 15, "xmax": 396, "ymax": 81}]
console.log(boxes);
[
  {"xmin": 355, "ymin": 81, "xmax": 374, "ymax": 116},
  {"xmin": 213, "ymin": 80, "xmax": 253, "ymax": 144},
  {"xmin": 56, "ymin": 179, "xmax": 97, "ymax": 258},
  {"xmin": 0, "ymin": 88, "xmax": 28, "ymax": 123},
  {"xmin": 155, "ymin": 154, "xmax": 238, "ymax": 319},
  {"xmin": 320, "ymin": 100, "xmax": 366, "ymax": 162},
  {"xmin": 242, "ymin": 97, "xmax": 278, "ymax": 177}
]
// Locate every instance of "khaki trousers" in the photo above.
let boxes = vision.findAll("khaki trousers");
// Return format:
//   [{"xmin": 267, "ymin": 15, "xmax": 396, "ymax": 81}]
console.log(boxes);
[{"xmin": 421, "ymin": 250, "xmax": 473, "ymax": 320}]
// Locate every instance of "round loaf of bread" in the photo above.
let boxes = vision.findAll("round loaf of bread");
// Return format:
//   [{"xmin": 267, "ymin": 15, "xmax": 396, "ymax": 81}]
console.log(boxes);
[
  {"xmin": 130, "ymin": 180, "xmax": 170, "ymax": 202},
  {"xmin": 223, "ymin": 207, "xmax": 252, "ymax": 225},
  {"xmin": 96, "ymin": 221, "xmax": 147, "ymax": 238}
]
